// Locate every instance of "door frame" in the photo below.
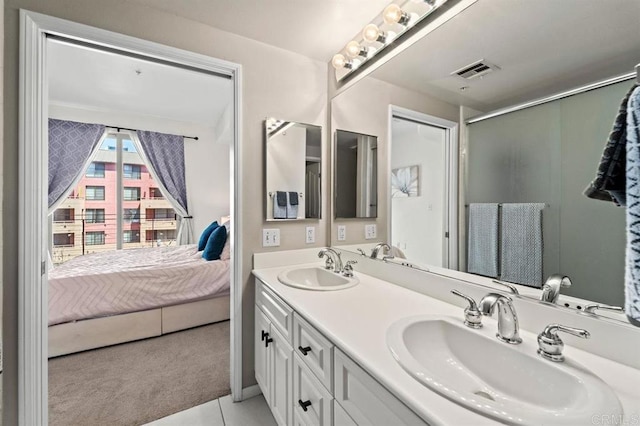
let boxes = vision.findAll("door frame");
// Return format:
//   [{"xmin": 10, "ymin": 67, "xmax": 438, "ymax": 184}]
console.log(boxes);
[
  {"xmin": 387, "ymin": 105, "xmax": 458, "ymax": 269},
  {"xmin": 19, "ymin": 10, "xmax": 244, "ymax": 424}
]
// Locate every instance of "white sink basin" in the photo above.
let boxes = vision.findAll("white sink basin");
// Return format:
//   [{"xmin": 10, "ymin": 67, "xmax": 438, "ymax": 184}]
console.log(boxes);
[
  {"xmin": 387, "ymin": 315, "xmax": 622, "ymax": 425},
  {"xmin": 277, "ymin": 266, "xmax": 358, "ymax": 291}
]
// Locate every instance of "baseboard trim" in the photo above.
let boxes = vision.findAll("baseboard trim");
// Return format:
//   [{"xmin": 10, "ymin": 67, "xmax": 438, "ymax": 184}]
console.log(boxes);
[{"xmin": 241, "ymin": 384, "xmax": 262, "ymax": 400}]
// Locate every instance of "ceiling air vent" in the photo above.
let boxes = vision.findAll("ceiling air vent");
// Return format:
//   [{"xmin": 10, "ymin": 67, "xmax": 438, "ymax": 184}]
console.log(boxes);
[{"xmin": 452, "ymin": 59, "xmax": 500, "ymax": 80}]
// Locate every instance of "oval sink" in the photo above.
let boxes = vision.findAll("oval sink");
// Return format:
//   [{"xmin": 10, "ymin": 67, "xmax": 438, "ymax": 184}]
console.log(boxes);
[
  {"xmin": 278, "ymin": 266, "xmax": 358, "ymax": 291},
  {"xmin": 387, "ymin": 315, "xmax": 622, "ymax": 425}
]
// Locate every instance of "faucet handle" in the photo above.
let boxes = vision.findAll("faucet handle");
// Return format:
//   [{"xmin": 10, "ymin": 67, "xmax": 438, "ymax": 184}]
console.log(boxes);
[
  {"xmin": 357, "ymin": 249, "xmax": 367, "ymax": 257},
  {"xmin": 451, "ymin": 290, "xmax": 482, "ymax": 329},
  {"xmin": 583, "ymin": 304, "xmax": 624, "ymax": 314},
  {"xmin": 537, "ymin": 323, "xmax": 590, "ymax": 362},
  {"xmin": 343, "ymin": 260, "xmax": 357, "ymax": 277},
  {"xmin": 492, "ymin": 279, "xmax": 520, "ymax": 295}
]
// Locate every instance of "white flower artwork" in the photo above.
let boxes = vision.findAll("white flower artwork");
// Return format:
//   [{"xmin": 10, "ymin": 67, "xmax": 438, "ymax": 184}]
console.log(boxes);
[{"xmin": 391, "ymin": 165, "xmax": 419, "ymax": 197}]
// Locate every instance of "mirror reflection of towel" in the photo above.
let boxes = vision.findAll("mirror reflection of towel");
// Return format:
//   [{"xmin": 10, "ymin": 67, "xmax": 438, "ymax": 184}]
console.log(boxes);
[
  {"xmin": 467, "ymin": 203, "xmax": 499, "ymax": 278},
  {"xmin": 287, "ymin": 192, "xmax": 298, "ymax": 219},
  {"xmin": 273, "ymin": 191, "xmax": 287, "ymax": 219}
]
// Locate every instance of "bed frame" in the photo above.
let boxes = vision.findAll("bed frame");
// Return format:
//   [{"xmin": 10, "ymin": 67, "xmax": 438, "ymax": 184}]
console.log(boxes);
[{"xmin": 48, "ymin": 295, "xmax": 230, "ymax": 358}]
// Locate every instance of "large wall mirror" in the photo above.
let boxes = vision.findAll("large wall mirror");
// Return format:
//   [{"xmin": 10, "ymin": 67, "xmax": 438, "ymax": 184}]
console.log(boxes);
[
  {"xmin": 329, "ymin": 0, "xmax": 640, "ymax": 327},
  {"xmin": 334, "ymin": 130, "xmax": 378, "ymax": 218},
  {"xmin": 265, "ymin": 118, "xmax": 322, "ymax": 221}
]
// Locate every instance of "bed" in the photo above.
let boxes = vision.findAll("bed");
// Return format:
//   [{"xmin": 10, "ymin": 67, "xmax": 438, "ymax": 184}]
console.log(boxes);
[{"xmin": 47, "ymin": 243, "xmax": 230, "ymax": 357}]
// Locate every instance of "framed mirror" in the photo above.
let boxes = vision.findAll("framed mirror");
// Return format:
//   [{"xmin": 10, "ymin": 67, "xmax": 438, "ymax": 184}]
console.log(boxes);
[
  {"xmin": 334, "ymin": 130, "xmax": 378, "ymax": 219},
  {"xmin": 329, "ymin": 0, "xmax": 640, "ymax": 327},
  {"xmin": 265, "ymin": 118, "xmax": 322, "ymax": 221}
]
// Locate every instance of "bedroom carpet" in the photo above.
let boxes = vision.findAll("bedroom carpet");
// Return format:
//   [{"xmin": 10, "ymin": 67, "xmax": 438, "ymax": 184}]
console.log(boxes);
[{"xmin": 49, "ymin": 321, "xmax": 231, "ymax": 426}]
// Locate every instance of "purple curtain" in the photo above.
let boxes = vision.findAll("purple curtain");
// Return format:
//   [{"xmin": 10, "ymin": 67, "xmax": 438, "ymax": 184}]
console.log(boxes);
[
  {"xmin": 48, "ymin": 119, "xmax": 105, "ymax": 209},
  {"xmin": 136, "ymin": 130, "xmax": 189, "ymax": 213}
]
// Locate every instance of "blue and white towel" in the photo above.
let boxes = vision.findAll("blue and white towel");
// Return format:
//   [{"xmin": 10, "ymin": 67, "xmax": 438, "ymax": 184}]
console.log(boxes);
[
  {"xmin": 500, "ymin": 203, "xmax": 545, "ymax": 287},
  {"xmin": 625, "ymin": 86, "xmax": 640, "ymax": 326},
  {"xmin": 467, "ymin": 203, "xmax": 499, "ymax": 278},
  {"xmin": 287, "ymin": 191, "xmax": 299, "ymax": 219},
  {"xmin": 273, "ymin": 191, "xmax": 287, "ymax": 219}
]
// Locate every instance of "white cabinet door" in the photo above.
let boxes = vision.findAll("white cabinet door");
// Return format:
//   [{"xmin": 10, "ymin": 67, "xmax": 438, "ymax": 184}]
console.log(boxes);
[
  {"xmin": 270, "ymin": 325, "xmax": 293, "ymax": 426},
  {"xmin": 292, "ymin": 354, "xmax": 333, "ymax": 426},
  {"xmin": 255, "ymin": 306, "xmax": 271, "ymax": 403}
]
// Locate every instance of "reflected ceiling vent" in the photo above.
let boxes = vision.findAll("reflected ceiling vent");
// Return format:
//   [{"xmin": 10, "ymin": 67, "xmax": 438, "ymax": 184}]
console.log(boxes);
[{"xmin": 452, "ymin": 59, "xmax": 501, "ymax": 80}]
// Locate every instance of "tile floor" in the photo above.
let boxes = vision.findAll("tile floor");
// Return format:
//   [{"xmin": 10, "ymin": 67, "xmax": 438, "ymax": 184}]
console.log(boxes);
[{"xmin": 146, "ymin": 394, "xmax": 276, "ymax": 426}]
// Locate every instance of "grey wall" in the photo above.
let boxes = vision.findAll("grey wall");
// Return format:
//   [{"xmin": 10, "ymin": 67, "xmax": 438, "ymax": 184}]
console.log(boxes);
[
  {"xmin": 3, "ymin": 1, "xmax": 328, "ymax": 423},
  {"xmin": 467, "ymin": 81, "xmax": 630, "ymax": 305}
]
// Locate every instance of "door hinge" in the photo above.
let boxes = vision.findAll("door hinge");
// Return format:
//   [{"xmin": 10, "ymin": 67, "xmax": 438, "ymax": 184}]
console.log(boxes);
[
  {"xmin": 41, "ymin": 261, "xmax": 46, "ymax": 276},
  {"xmin": 445, "ymin": 232, "xmax": 450, "ymax": 238}
]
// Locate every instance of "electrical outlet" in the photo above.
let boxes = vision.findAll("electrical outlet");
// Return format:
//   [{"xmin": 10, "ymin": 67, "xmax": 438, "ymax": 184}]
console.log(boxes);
[
  {"xmin": 364, "ymin": 224, "xmax": 377, "ymax": 240},
  {"xmin": 305, "ymin": 226, "xmax": 315, "ymax": 244},
  {"xmin": 262, "ymin": 228, "xmax": 280, "ymax": 247},
  {"xmin": 337, "ymin": 225, "xmax": 346, "ymax": 241}
]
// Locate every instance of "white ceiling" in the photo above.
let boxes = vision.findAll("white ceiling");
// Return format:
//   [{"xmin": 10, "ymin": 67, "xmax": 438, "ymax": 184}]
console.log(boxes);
[
  {"xmin": 370, "ymin": 0, "xmax": 640, "ymax": 111},
  {"xmin": 128, "ymin": 0, "xmax": 391, "ymax": 62},
  {"xmin": 47, "ymin": 39, "xmax": 233, "ymax": 126}
]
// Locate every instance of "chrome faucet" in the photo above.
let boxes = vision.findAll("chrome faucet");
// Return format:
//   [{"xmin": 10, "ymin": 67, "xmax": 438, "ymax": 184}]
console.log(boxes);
[
  {"xmin": 318, "ymin": 248, "xmax": 343, "ymax": 273},
  {"xmin": 540, "ymin": 274, "xmax": 571, "ymax": 304},
  {"xmin": 583, "ymin": 304, "xmax": 624, "ymax": 315},
  {"xmin": 537, "ymin": 324, "xmax": 590, "ymax": 362},
  {"xmin": 370, "ymin": 243, "xmax": 391, "ymax": 259},
  {"xmin": 479, "ymin": 293, "xmax": 522, "ymax": 344},
  {"xmin": 451, "ymin": 290, "xmax": 483, "ymax": 329}
]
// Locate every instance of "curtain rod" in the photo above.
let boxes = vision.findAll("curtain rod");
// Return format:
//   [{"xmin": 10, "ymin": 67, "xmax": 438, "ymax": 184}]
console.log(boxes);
[{"xmin": 107, "ymin": 126, "xmax": 198, "ymax": 140}]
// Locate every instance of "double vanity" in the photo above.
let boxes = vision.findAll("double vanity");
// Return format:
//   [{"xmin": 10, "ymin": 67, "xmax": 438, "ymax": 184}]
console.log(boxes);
[{"xmin": 253, "ymin": 249, "xmax": 639, "ymax": 426}]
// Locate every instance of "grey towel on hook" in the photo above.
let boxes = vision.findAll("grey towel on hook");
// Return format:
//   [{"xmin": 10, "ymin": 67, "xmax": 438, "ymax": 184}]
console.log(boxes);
[
  {"xmin": 287, "ymin": 192, "xmax": 299, "ymax": 219},
  {"xmin": 467, "ymin": 203, "xmax": 499, "ymax": 278},
  {"xmin": 273, "ymin": 191, "xmax": 287, "ymax": 219},
  {"xmin": 500, "ymin": 203, "xmax": 545, "ymax": 287}
]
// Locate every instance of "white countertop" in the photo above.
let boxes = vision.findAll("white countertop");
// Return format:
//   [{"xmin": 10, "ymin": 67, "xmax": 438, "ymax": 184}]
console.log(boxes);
[{"xmin": 253, "ymin": 263, "xmax": 640, "ymax": 426}]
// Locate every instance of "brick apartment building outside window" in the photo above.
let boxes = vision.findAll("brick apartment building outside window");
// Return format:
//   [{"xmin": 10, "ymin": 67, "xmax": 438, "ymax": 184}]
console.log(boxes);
[
  {"xmin": 86, "ymin": 231, "xmax": 106, "ymax": 245},
  {"xmin": 124, "ymin": 208, "xmax": 140, "ymax": 223},
  {"xmin": 124, "ymin": 187, "xmax": 141, "ymax": 201},
  {"xmin": 86, "ymin": 162, "xmax": 105, "ymax": 178},
  {"xmin": 149, "ymin": 187, "xmax": 164, "ymax": 199},
  {"xmin": 124, "ymin": 164, "xmax": 141, "ymax": 179},
  {"xmin": 85, "ymin": 208, "xmax": 105, "ymax": 223},
  {"xmin": 86, "ymin": 185, "xmax": 105, "ymax": 200},
  {"xmin": 146, "ymin": 229, "xmax": 176, "ymax": 242}
]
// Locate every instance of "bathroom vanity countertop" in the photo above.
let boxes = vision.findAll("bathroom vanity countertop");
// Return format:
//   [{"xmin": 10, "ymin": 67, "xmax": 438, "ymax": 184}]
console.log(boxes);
[{"xmin": 253, "ymin": 263, "xmax": 640, "ymax": 426}]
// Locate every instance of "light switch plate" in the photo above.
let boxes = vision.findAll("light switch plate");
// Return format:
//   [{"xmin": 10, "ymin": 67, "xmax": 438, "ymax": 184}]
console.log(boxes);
[
  {"xmin": 262, "ymin": 228, "xmax": 280, "ymax": 247},
  {"xmin": 365, "ymin": 224, "xmax": 377, "ymax": 240},
  {"xmin": 337, "ymin": 225, "xmax": 346, "ymax": 241},
  {"xmin": 305, "ymin": 226, "xmax": 315, "ymax": 244}
]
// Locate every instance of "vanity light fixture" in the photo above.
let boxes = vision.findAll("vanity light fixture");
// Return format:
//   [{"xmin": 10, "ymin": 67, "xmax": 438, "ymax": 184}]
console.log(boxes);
[{"xmin": 332, "ymin": 0, "xmax": 456, "ymax": 81}]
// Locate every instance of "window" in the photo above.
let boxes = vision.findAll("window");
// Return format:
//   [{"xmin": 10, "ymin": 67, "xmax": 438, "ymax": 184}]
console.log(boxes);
[
  {"xmin": 53, "ymin": 233, "xmax": 74, "ymax": 247},
  {"xmin": 146, "ymin": 229, "xmax": 176, "ymax": 242},
  {"xmin": 123, "ymin": 230, "xmax": 140, "ymax": 243},
  {"xmin": 123, "ymin": 208, "xmax": 140, "ymax": 223},
  {"xmin": 86, "ymin": 231, "xmax": 105, "ymax": 245},
  {"xmin": 152, "ymin": 208, "xmax": 175, "ymax": 220},
  {"xmin": 53, "ymin": 208, "xmax": 74, "ymax": 222},
  {"xmin": 124, "ymin": 187, "xmax": 141, "ymax": 201},
  {"xmin": 149, "ymin": 187, "xmax": 164, "ymax": 199},
  {"xmin": 86, "ymin": 186, "xmax": 105, "ymax": 200},
  {"xmin": 85, "ymin": 208, "xmax": 105, "ymax": 224},
  {"xmin": 86, "ymin": 162, "xmax": 105, "ymax": 178},
  {"xmin": 123, "ymin": 164, "xmax": 142, "ymax": 179}
]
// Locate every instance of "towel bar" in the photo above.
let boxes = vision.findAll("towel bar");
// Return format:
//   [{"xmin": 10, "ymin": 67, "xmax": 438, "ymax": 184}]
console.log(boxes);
[{"xmin": 269, "ymin": 192, "xmax": 303, "ymax": 197}]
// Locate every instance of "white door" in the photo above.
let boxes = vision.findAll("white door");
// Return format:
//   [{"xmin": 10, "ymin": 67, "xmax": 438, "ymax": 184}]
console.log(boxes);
[{"xmin": 255, "ymin": 307, "xmax": 271, "ymax": 401}]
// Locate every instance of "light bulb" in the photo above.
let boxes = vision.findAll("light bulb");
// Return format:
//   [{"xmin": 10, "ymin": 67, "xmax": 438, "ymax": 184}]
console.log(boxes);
[
  {"xmin": 362, "ymin": 24, "xmax": 386, "ymax": 43},
  {"xmin": 345, "ymin": 41, "xmax": 367, "ymax": 59},
  {"xmin": 331, "ymin": 53, "xmax": 352, "ymax": 70},
  {"xmin": 383, "ymin": 4, "xmax": 410, "ymax": 25}
]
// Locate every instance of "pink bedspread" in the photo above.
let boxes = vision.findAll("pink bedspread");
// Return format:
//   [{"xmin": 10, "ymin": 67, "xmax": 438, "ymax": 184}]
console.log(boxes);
[{"xmin": 48, "ymin": 244, "xmax": 230, "ymax": 326}]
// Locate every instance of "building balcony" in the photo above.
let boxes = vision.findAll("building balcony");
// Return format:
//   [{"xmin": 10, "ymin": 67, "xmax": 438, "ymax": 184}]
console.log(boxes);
[{"xmin": 141, "ymin": 197, "xmax": 173, "ymax": 209}]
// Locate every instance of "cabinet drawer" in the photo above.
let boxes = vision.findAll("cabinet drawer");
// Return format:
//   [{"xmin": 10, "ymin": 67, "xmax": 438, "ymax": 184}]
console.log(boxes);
[
  {"xmin": 293, "ymin": 313, "xmax": 334, "ymax": 392},
  {"xmin": 293, "ymin": 354, "xmax": 333, "ymax": 426},
  {"xmin": 334, "ymin": 349, "xmax": 427, "ymax": 426},
  {"xmin": 256, "ymin": 279, "xmax": 293, "ymax": 343},
  {"xmin": 333, "ymin": 400, "xmax": 357, "ymax": 426}
]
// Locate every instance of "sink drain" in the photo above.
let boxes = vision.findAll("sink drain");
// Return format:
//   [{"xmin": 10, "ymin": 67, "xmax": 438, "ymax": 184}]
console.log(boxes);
[{"xmin": 473, "ymin": 390, "xmax": 495, "ymax": 401}]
